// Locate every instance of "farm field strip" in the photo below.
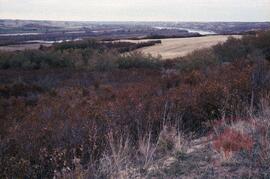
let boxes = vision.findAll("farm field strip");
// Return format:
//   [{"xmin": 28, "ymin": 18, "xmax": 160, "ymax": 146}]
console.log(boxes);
[
  {"xmin": 0, "ymin": 35, "xmax": 241, "ymax": 59},
  {"xmin": 121, "ymin": 35, "xmax": 242, "ymax": 59}
]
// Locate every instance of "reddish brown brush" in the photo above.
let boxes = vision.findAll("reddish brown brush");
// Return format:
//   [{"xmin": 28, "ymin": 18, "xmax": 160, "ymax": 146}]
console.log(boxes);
[{"xmin": 213, "ymin": 128, "xmax": 253, "ymax": 158}]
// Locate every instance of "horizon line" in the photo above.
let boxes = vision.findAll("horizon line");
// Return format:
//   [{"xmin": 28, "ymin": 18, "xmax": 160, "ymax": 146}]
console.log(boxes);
[{"xmin": 1, "ymin": 18, "xmax": 270, "ymax": 23}]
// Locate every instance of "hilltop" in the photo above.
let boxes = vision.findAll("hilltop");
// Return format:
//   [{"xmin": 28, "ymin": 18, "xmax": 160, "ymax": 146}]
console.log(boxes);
[{"xmin": 0, "ymin": 29, "xmax": 270, "ymax": 178}]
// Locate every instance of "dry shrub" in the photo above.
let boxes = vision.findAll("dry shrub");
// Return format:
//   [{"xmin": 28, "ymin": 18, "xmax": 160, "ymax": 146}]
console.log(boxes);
[
  {"xmin": 53, "ymin": 157, "xmax": 90, "ymax": 179},
  {"xmin": 0, "ymin": 60, "xmax": 266, "ymax": 177},
  {"xmin": 213, "ymin": 128, "xmax": 253, "ymax": 159},
  {"xmin": 175, "ymin": 48, "xmax": 218, "ymax": 72},
  {"xmin": 0, "ymin": 87, "xmax": 110, "ymax": 178},
  {"xmin": 157, "ymin": 125, "xmax": 188, "ymax": 154},
  {"xmin": 210, "ymin": 98, "xmax": 270, "ymax": 176},
  {"xmin": 117, "ymin": 52, "xmax": 161, "ymax": 69},
  {"xmin": 2, "ymin": 31, "xmax": 270, "ymax": 178}
]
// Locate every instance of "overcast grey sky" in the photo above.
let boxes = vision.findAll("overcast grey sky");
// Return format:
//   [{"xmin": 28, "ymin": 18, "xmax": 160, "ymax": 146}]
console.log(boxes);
[{"xmin": 0, "ymin": 0, "xmax": 269, "ymax": 21}]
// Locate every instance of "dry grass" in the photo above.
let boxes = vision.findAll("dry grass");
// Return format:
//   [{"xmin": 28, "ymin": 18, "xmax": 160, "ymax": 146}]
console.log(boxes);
[
  {"xmin": 98, "ymin": 133, "xmax": 133, "ymax": 179},
  {"xmin": 138, "ymin": 132, "xmax": 158, "ymax": 169},
  {"xmin": 121, "ymin": 35, "xmax": 242, "ymax": 59},
  {"xmin": 82, "ymin": 125, "xmax": 189, "ymax": 179}
]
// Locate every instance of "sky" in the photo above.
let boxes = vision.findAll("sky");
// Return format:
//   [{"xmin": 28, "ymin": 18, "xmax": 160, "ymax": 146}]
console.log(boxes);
[{"xmin": 0, "ymin": 0, "xmax": 270, "ymax": 22}]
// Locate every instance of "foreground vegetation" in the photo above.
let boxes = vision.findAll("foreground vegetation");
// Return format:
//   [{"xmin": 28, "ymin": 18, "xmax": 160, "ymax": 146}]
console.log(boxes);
[{"xmin": 1, "ymin": 31, "xmax": 270, "ymax": 178}]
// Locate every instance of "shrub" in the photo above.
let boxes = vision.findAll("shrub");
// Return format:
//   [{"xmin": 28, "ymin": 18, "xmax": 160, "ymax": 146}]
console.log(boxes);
[
  {"xmin": 0, "ymin": 50, "xmax": 74, "ymax": 69},
  {"xmin": 210, "ymin": 102, "xmax": 270, "ymax": 176},
  {"xmin": 0, "ymin": 81, "xmax": 44, "ymax": 98},
  {"xmin": 243, "ymin": 31, "xmax": 270, "ymax": 60},
  {"xmin": 117, "ymin": 52, "xmax": 161, "ymax": 69},
  {"xmin": 0, "ymin": 88, "xmax": 110, "ymax": 178},
  {"xmin": 1, "ymin": 30, "xmax": 270, "ymax": 178},
  {"xmin": 213, "ymin": 128, "xmax": 253, "ymax": 159},
  {"xmin": 157, "ymin": 125, "xmax": 188, "ymax": 155},
  {"xmin": 175, "ymin": 48, "xmax": 219, "ymax": 72},
  {"xmin": 54, "ymin": 39, "xmax": 102, "ymax": 51},
  {"xmin": 92, "ymin": 51, "xmax": 119, "ymax": 71},
  {"xmin": 213, "ymin": 37, "xmax": 250, "ymax": 63}
]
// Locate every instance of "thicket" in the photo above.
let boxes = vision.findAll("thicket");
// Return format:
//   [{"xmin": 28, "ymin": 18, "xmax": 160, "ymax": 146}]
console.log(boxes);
[
  {"xmin": 0, "ymin": 39, "xmax": 161, "ymax": 70},
  {"xmin": 1, "ymin": 31, "xmax": 270, "ymax": 178},
  {"xmin": 173, "ymin": 31, "xmax": 270, "ymax": 72}
]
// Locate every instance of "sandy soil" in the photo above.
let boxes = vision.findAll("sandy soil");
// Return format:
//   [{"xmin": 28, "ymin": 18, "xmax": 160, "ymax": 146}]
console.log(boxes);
[{"xmin": 122, "ymin": 35, "xmax": 241, "ymax": 59}]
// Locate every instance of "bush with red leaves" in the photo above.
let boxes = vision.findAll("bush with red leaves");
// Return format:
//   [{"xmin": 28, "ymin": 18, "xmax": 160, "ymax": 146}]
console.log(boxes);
[{"xmin": 213, "ymin": 128, "xmax": 253, "ymax": 158}]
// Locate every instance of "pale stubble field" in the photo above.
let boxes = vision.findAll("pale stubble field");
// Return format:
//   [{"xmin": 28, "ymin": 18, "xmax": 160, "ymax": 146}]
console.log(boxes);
[{"xmin": 122, "ymin": 35, "xmax": 241, "ymax": 59}]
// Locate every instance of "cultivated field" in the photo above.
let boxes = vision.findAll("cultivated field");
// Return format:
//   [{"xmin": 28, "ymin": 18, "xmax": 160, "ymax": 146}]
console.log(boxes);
[
  {"xmin": 122, "ymin": 35, "xmax": 242, "ymax": 59},
  {"xmin": 0, "ymin": 35, "xmax": 241, "ymax": 59}
]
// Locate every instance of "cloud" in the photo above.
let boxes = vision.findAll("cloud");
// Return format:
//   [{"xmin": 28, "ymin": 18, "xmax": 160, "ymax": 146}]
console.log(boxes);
[{"xmin": 0, "ymin": 0, "xmax": 269, "ymax": 21}]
